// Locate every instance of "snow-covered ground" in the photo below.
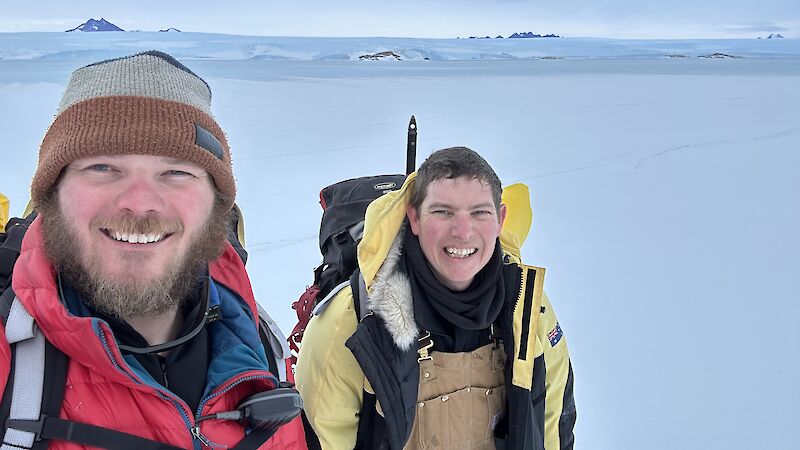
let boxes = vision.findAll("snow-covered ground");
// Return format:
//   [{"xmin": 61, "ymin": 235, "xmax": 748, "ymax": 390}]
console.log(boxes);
[{"xmin": 2, "ymin": 33, "xmax": 799, "ymax": 450}]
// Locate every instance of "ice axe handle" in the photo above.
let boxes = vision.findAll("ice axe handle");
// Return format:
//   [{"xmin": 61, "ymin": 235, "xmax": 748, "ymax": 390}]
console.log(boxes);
[{"xmin": 406, "ymin": 115, "xmax": 417, "ymax": 175}]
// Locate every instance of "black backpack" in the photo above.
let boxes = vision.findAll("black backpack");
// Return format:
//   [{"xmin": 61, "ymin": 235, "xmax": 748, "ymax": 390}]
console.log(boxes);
[
  {"xmin": 288, "ymin": 116, "xmax": 417, "ymax": 363},
  {"xmin": 0, "ymin": 212, "xmax": 35, "ymax": 294}
]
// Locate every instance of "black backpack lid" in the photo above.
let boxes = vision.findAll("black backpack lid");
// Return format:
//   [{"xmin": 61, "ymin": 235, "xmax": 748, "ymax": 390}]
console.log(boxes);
[{"xmin": 318, "ymin": 174, "xmax": 406, "ymax": 250}]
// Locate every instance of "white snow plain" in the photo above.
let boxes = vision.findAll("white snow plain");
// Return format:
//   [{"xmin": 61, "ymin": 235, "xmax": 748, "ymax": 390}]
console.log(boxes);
[{"xmin": 2, "ymin": 33, "xmax": 799, "ymax": 450}]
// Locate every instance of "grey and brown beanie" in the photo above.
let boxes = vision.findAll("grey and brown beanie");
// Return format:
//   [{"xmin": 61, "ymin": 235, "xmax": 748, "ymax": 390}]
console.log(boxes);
[{"xmin": 31, "ymin": 50, "xmax": 235, "ymax": 208}]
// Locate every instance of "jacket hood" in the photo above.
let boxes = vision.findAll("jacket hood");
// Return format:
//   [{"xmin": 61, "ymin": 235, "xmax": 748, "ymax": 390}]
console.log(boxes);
[{"xmin": 356, "ymin": 172, "xmax": 534, "ymax": 349}]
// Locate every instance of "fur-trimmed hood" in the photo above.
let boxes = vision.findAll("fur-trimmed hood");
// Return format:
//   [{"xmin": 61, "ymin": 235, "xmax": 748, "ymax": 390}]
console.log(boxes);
[{"xmin": 365, "ymin": 223, "xmax": 418, "ymax": 350}]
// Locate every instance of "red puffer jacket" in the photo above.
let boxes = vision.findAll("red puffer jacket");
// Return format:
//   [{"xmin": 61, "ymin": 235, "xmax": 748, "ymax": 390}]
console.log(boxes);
[{"xmin": 0, "ymin": 218, "xmax": 307, "ymax": 449}]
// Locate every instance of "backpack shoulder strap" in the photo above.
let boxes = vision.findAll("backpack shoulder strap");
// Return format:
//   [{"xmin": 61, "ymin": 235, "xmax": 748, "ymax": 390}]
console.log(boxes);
[
  {"xmin": 1, "ymin": 295, "xmax": 56, "ymax": 450},
  {"xmin": 0, "ymin": 290, "xmax": 18, "ymax": 445},
  {"xmin": 309, "ymin": 279, "xmax": 350, "ymax": 318},
  {"xmin": 32, "ymin": 339, "xmax": 69, "ymax": 450},
  {"xmin": 305, "ymin": 267, "xmax": 368, "ymax": 321},
  {"xmin": 255, "ymin": 303, "xmax": 290, "ymax": 383},
  {"xmin": 349, "ymin": 268, "xmax": 370, "ymax": 323}
]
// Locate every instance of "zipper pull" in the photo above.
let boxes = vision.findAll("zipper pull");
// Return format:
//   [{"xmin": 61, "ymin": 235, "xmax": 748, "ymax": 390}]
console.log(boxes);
[
  {"xmin": 159, "ymin": 355, "xmax": 169, "ymax": 389},
  {"xmin": 191, "ymin": 426, "xmax": 212, "ymax": 447},
  {"xmin": 191, "ymin": 425, "xmax": 226, "ymax": 448}
]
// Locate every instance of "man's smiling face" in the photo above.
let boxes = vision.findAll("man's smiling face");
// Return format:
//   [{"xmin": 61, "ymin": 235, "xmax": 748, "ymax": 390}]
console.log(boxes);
[
  {"xmin": 40, "ymin": 153, "xmax": 230, "ymax": 317},
  {"xmin": 55, "ymin": 154, "xmax": 216, "ymax": 285},
  {"xmin": 407, "ymin": 176, "xmax": 506, "ymax": 291}
]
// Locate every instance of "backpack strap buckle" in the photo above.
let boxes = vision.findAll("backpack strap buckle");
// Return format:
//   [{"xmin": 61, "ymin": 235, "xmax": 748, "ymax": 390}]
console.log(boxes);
[{"xmin": 5, "ymin": 416, "xmax": 46, "ymax": 442}]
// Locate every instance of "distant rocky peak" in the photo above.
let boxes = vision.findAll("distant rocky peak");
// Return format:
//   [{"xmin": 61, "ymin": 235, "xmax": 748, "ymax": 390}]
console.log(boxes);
[
  {"xmin": 65, "ymin": 18, "xmax": 124, "ymax": 32},
  {"xmin": 507, "ymin": 32, "xmax": 561, "ymax": 38}
]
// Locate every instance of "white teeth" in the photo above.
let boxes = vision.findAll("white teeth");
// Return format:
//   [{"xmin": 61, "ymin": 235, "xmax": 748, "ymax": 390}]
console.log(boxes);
[
  {"xmin": 107, "ymin": 230, "xmax": 164, "ymax": 244},
  {"xmin": 445, "ymin": 247, "xmax": 477, "ymax": 258}
]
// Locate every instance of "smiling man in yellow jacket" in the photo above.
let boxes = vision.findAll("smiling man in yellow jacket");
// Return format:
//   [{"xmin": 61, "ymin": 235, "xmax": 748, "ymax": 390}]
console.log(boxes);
[{"xmin": 296, "ymin": 147, "xmax": 576, "ymax": 449}]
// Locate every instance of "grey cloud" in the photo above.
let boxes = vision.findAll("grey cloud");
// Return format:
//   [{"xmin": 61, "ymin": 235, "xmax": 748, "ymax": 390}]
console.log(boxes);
[{"xmin": 723, "ymin": 23, "xmax": 788, "ymax": 33}]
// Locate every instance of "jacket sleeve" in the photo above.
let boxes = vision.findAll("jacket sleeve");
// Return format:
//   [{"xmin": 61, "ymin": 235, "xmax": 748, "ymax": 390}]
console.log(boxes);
[
  {"xmin": 295, "ymin": 288, "xmax": 364, "ymax": 450},
  {"xmin": 537, "ymin": 292, "xmax": 576, "ymax": 450}
]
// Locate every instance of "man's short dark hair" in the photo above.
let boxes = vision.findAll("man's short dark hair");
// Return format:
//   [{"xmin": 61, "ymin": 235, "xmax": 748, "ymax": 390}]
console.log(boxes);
[{"xmin": 410, "ymin": 146, "xmax": 503, "ymax": 212}]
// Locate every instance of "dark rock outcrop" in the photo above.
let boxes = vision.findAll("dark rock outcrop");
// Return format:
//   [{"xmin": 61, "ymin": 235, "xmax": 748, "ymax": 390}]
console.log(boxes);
[
  {"xmin": 508, "ymin": 32, "xmax": 560, "ymax": 38},
  {"xmin": 359, "ymin": 51, "xmax": 402, "ymax": 61}
]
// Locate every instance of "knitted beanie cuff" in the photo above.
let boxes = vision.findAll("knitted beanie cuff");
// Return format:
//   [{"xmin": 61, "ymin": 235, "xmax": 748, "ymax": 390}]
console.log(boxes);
[{"xmin": 32, "ymin": 96, "xmax": 235, "ymax": 207}]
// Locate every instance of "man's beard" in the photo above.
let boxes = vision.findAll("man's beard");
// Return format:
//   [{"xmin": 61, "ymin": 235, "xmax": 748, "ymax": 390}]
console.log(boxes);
[{"xmin": 39, "ymin": 192, "xmax": 231, "ymax": 319}]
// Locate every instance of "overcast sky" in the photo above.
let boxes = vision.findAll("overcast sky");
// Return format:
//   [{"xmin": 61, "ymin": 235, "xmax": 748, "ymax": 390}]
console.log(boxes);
[{"xmin": 0, "ymin": 0, "xmax": 797, "ymax": 39}]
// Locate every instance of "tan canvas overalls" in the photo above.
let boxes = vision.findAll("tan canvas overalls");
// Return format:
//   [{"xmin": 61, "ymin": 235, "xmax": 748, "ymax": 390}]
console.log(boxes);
[{"xmin": 401, "ymin": 330, "xmax": 507, "ymax": 450}]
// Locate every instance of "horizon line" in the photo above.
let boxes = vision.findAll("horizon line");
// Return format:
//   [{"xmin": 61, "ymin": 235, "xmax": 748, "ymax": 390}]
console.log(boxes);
[{"xmin": 0, "ymin": 29, "xmax": 796, "ymax": 41}]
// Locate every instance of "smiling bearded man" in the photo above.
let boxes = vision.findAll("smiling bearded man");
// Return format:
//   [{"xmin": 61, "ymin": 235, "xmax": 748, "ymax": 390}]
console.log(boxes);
[
  {"xmin": 38, "ymin": 182, "xmax": 229, "ymax": 319},
  {"xmin": 0, "ymin": 51, "xmax": 307, "ymax": 450}
]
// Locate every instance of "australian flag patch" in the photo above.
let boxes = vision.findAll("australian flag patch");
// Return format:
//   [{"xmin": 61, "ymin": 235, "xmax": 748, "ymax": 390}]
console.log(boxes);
[{"xmin": 547, "ymin": 323, "xmax": 563, "ymax": 347}]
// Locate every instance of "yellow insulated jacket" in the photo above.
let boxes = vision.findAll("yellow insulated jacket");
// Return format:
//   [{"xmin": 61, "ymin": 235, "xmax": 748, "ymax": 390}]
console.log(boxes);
[
  {"xmin": 296, "ymin": 174, "xmax": 575, "ymax": 449},
  {"xmin": 0, "ymin": 193, "xmax": 9, "ymax": 233}
]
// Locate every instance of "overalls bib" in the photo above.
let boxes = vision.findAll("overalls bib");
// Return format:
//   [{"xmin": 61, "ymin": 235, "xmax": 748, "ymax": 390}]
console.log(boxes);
[{"xmin": 403, "ymin": 337, "xmax": 507, "ymax": 450}]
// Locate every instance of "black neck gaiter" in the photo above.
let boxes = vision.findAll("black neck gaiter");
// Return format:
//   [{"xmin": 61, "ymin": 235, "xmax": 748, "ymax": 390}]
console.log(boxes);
[{"xmin": 403, "ymin": 226, "xmax": 505, "ymax": 352}]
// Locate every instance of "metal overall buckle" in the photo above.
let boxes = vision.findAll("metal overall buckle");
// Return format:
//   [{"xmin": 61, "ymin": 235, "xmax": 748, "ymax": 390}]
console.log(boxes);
[{"xmin": 417, "ymin": 330, "xmax": 434, "ymax": 362}]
